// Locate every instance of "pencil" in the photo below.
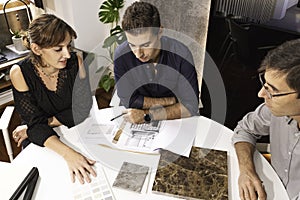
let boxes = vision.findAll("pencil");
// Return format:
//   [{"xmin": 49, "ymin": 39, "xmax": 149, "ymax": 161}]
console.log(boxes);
[{"xmin": 110, "ymin": 113, "xmax": 125, "ymax": 121}]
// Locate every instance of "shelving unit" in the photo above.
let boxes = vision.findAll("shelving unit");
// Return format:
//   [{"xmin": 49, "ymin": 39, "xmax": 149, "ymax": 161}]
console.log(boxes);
[
  {"xmin": 0, "ymin": 51, "xmax": 26, "ymax": 162},
  {"xmin": 0, "ymin": 80, "xmax": 11, "ymax": 90},
  {"xmin": 0, "ymin": 54, "xmax": 27, "ymax": 110}
]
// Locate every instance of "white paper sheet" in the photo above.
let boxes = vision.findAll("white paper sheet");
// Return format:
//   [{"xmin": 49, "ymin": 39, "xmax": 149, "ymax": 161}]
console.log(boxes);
[{"xmin": 79, "ymin": 107, "xmax": 198, "ymax": 157}]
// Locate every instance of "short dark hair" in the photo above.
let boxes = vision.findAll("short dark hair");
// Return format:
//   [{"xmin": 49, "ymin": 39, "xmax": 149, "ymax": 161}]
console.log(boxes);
[
  {"xmin": 259, "ymin": 39, "xmax": 300, "ymax": 97},
  {"xmin": 121, "ymin": 1, "xmax": 161, "ymax": 35}
]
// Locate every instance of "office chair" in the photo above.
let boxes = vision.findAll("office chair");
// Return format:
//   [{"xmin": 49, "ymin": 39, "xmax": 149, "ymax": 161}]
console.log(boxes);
[
  {"xmin": 219, "ymin": 17, "xmax": 276, "ymax": 70},
  {"xmin": 0, "ymin": 106, "xmax": 15, "ymax": 162},
  {"xmin": 199, "ymin": 80, "xmax": 211, "ymax": 119}
]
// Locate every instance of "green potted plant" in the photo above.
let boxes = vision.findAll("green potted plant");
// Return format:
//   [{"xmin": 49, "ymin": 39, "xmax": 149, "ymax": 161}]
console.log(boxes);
[
  {"xmin": 12, "ymin": 30, "xmax": 26, "ymax": 51},
  {"xmin": 97, "ymin": 0, "xmax": 126, "ymax": 93}
]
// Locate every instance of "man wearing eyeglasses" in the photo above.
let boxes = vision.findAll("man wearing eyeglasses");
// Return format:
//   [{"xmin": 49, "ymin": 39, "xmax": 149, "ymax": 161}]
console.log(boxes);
[
  {"xmin": 114, "ymin": 1, "xmax": 199, "ymax": 124},
  {"xmin": 232, "ymin": 39, "xmax": 300, "ymax": 200}
]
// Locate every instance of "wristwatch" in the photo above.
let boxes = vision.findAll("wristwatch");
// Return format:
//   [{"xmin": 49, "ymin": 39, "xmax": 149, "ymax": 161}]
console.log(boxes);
[{"xmin": 144, "ymin": 113, "xmax": 152, "ymax": 123}]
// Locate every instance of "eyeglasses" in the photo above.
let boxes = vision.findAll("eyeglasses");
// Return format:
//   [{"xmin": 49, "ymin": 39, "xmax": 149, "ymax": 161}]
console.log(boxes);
[{"xmin": 258, "ymin": 72, "xmax": 297, "ymax": 99}]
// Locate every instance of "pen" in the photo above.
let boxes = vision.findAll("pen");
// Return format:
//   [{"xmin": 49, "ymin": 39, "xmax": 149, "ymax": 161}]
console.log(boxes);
[{"xmin": 110, "ymin": 113, "xmax": 125, "ymax": 121}]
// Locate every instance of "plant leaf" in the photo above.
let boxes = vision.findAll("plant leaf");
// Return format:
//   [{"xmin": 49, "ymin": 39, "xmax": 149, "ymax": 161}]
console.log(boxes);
[
  {"xmin": 102, "ymin": 26, "xmax": 126, "ymax": 48},
  {"xmin": 110, "ymin": 25, "xmax": 126, "ymax": 44},
  {"xmin": 103, "ymin": 35, "xmax": 117, "ymax": 48},
  {"xmin": 110, "ymin": 25, "xmax": 123, "ymax": 36},
  {"xmin": 102, "ymin": 30, "xmax": 126, "ymax": 48},
  {"xmin": 98, "ymin": 0, "xmax": 124, "ymax": 24},
  {"xmin": 96, "ymin": 65, "xmax": 106, "ymax": 73},
  {"xmin": 100, "ymin": 76, "xmax": 115, "ymax": 92}
]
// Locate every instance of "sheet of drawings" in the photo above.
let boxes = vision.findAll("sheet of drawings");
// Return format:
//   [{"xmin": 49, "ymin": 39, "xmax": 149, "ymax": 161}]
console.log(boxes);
[
  {"xmin": 79, "ymin": 121, "xmax": 115, "ymax": 146},
  {"xmin": 80, "ymin": 109, "xmax": 198, "ymax": 156},
  {"xmin": 80, "ymin": 118, "xmax": 164, "ymax": 152},
  {"xmin": 123, "ymin": 121, "xmax": 162, "ymax": 149},
  {"xmin": 110, "ymin": 118, "xmax": 196, "ymax": 156}
]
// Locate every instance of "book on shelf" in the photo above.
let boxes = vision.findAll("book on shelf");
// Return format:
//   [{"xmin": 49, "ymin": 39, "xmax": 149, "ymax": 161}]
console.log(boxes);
[
  {"xmin": 152, "ymin": 146, "xmax": 228, "ymax": 200},
  {"xmin": 0, "ymin": 88, "xmax": 13, "ymax": 105}
]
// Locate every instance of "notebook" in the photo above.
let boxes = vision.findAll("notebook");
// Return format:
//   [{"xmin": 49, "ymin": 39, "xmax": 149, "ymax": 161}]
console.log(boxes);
[
  {"xmin": 72, "ymin": 163, "xmax": 115, "ymax": 200},
  {"xmin": 152, "ymin": 146, "xmax": 228, "ymax": 199}
]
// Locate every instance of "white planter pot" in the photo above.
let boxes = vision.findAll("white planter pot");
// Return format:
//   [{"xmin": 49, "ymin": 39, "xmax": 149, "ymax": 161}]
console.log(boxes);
[{"xmin": 12, "ymin": 36, "xmax": 26, "ymax": 51}]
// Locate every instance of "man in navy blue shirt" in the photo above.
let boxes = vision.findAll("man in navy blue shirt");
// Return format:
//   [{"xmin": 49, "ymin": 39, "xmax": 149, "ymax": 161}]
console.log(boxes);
[{"xmin": 114, "ymin": 1, "xmax": 199, "ymax": 124}]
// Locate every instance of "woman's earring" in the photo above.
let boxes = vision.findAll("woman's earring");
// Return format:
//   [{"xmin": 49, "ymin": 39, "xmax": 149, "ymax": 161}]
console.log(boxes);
[{"xmin": 43, "ymin": 62, "xmax": 50, "ymax": 67}]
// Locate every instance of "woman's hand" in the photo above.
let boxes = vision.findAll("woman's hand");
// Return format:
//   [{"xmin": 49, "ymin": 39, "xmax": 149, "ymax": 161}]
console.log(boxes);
[
  {"xmin": 63, "ymin": 148, "xmax": 97, "ymax": 184},
  {"xmin": 12, "ymin": 116, "xmax": 61, "ymax": 147},
  {"xmin": 12, "ymin": 125, "xmax": 28, "ymax": 147},
  {"xmin": 44, "ymin": 136, "xmax": 97, "ymax": 184}
]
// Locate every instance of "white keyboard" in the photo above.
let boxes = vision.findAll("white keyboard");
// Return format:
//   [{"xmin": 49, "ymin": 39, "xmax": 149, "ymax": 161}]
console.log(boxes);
[{"xmin": 72, "ymin": 163, "xmax": 115, "ymax": 200}]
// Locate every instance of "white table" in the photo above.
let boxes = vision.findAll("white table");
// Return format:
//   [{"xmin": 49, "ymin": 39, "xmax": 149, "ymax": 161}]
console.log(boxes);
[{"xmin": 7, "ymin": 107, "xmax": 289, "ymax": 200}]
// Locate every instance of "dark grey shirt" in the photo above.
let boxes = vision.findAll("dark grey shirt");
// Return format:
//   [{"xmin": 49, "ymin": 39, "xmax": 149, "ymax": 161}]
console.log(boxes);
[
  {"xmin": 114, "ymin": 36, "xmax": 199, "ymax": 116},
  {"xmin": 232, "ymin": 103, "xmax": 300, "ymax": 199}
]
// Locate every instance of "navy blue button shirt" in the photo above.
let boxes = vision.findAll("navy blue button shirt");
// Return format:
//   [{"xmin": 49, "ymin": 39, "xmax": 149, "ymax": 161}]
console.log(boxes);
[{"xmin": 114, "ymin": 36, "xmax": 199, "ymax": 116}]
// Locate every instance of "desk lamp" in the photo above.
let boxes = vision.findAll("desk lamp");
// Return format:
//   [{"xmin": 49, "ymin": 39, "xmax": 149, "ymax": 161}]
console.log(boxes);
[{"xmin": 3, "ymin": 0, "xmax": 32, "ymax": 35}]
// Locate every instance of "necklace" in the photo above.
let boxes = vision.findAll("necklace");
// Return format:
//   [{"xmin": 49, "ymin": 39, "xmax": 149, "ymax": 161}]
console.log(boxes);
[
  {"xmin": 40, "ymin": 68, "xmax": 59, "ymax": 79},
  {"xmin": 36, "ymin": 64, "xmax": 59, "ymax": 79}
]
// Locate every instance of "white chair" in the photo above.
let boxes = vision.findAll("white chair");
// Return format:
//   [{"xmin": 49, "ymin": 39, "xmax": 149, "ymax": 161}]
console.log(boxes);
[{"xmin": 0, "ymin": 106, "xmax": 15, "ymax": 162}]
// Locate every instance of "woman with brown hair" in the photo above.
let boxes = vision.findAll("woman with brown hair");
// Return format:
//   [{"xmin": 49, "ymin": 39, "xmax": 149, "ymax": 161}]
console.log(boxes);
[{"xmin": 10, "ymin": 14, "xmax": 96, "ymax": 184}]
